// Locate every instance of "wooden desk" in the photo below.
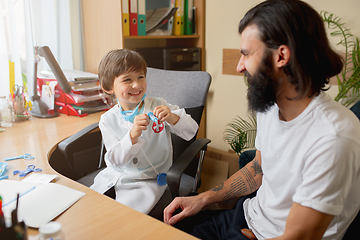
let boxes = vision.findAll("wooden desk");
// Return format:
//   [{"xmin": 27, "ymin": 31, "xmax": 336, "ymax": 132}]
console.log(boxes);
[{"xmin": 0, "ymin": 113, "xmax": 197, "ymax": 239}]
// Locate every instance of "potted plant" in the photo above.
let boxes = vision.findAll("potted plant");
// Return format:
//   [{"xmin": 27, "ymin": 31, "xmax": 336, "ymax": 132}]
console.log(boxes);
[
  {"xmin": 223, "ymin": 115, "xmax": 257, "ymax": 156},
  {"xmin": 322, "ymin": 11, "xmax": 360, "ymax": 107},
  {"xmin": 223, "ymin": 12, "xmax": 360, "ymax": 155}
]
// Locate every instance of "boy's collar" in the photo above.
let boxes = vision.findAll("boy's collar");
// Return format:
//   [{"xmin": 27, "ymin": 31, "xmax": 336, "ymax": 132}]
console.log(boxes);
[{"xmin": 118, "ymin": 94, "xmax": 146, "ymax": 122}]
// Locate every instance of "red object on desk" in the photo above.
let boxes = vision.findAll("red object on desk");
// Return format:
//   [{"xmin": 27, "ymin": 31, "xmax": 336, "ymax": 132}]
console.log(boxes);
[
  {"xmin": 55, "ymin": 102, "xmax": 88, "ymax": 117},
  {"xmin": 37, "ymin": 77, "xmax": 111, "ymax": 117}
]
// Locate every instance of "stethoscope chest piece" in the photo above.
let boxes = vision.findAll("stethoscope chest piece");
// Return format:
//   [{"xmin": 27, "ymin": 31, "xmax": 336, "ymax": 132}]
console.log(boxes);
[{"xmin": 157, "ymin": 173, "xmax": 167, "ymax": 186}]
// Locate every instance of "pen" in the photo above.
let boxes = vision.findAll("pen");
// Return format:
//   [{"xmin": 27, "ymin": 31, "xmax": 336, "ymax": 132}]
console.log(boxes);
[
  {"xmin": 11, "ymin": 193, "xmax": 19, "ymax": 227},
  {"xmin": 12, "ymin": 193, "xmax": 27, "ymax": 240}
]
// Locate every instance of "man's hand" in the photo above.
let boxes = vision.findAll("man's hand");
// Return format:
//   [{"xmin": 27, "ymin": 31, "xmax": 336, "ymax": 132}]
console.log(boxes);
[
  {"xmin": 130, "ymin": 113, "xmax": 149, "ymax": 144},
  {"xmin": 153, "ymin": 105, "xmax": 179, "ymax": 125},
  {"xmin": 164, "ymin": 195, "xmax": 206, "ymax": 226},
  {"xmin": 164, "ymin": 150, "xmax": 263, "ymax": 226}
]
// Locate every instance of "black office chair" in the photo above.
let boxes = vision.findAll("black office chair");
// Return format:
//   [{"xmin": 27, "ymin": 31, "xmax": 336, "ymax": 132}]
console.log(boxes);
[
  {"xmin": 48, "ymin": 67, "xmax": 212, "ymax": 220},
  {"xmin": 239, "ymin": 99, "xmax": 360, "ymax": 239}
]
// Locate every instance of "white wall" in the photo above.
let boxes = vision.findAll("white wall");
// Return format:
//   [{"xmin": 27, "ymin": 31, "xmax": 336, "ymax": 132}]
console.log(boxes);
[{"xmin": 205, "ymin": 0, "xmax": 360, "ymax": 151}]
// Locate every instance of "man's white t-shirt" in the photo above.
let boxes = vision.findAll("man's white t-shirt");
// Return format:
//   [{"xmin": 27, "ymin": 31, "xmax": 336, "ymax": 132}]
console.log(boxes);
[{"xmin": 244, "ymin": 92, "xmax": 360, "ymax": 239}]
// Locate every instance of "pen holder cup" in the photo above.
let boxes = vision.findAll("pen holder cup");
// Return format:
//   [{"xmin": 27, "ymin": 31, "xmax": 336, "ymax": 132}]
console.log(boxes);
[
  {"xmin": 11, "ymin": 96, "xmax": 31, "ymax": 121},
  {"xmin": 13, "ymin": 97, "xmax": 25, "ymax": 115},
  {"xmin": 0, "ymin": 221, "xmax": 28, "ymax": 240}
]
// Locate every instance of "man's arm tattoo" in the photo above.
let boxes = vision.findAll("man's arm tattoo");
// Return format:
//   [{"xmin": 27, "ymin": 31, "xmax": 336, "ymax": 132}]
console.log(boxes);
[
  {"xmin": 223, "ymin": 167, "xmax": 258, "ymax": 200},
  {"xmin": 211, "ymin": 158, "xmax": 263, "ymax": 200},
  {"xmin": 211, "ymin": 183, "xmax": 224, "ymax": 192},
  {"xmin": 251, "ymin": 157, "xmax": 263, "ymax": 177},
  {"xmin": 223, "ymin": 175, "xmax": 247, "ymax": 200}
]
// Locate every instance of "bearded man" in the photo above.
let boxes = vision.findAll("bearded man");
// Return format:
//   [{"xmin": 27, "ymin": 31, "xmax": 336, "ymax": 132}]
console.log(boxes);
[{"xmin": 163, "ymin": 0, "xmax": 360, "ymax": 239}]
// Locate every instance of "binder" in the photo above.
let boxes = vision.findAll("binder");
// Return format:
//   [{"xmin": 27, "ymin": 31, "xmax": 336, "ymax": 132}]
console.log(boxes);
[
  {"xmin": 192, "ymin": 6, "xmax": 196, "ymax": 34},
  {"xmin": 172, "ymin": 0, "xmax": 182, "ymax": 35},
  {"xmin": 129, "ymin": 0, "xmax": 138, "ymax": 36},
  {"xmin": 122, "ymin": 0, "xmax": 130, "ymax": 36},
  {"xmin": 137, "ymin": 0, "xmax": 146, "ymax": 35},
  {"xmin": 184, "ymin": 0, "xmax": 193, "ymax": 35},
  {"xmin": 166, "ymin": 0, "xmax": 176, "ymax": 32},
  {"xmin": 180, "ymin": 0, "xmax": 184, "ymax": 35}
]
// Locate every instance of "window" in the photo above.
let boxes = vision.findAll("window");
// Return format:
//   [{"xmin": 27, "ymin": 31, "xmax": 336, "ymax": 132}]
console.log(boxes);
[{"xmin": 0, "ymin": 0, "xmax": 83, "ymax": 99}]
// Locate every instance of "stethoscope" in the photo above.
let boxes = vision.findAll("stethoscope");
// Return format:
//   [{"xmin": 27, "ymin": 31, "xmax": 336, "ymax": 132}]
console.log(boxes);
[{"xmin": 120, "ymin": 99, "xmax": 167, "ymax": 186}]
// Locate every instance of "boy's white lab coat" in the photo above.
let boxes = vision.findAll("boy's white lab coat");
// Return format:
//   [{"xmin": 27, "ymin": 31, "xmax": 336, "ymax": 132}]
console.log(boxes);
[{"xmin": 90, "ymin": 97, "xmax": 198, "ymax": 214}]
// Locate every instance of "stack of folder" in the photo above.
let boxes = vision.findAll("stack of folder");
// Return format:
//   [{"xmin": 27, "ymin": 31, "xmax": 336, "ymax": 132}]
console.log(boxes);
[
  {"xmin": 37, "ymin": 70, "xmax": 112, "ymax": 117},
  {"xmin": 122, "ymin": 0, "xmax": 194, "ymax": 36}
]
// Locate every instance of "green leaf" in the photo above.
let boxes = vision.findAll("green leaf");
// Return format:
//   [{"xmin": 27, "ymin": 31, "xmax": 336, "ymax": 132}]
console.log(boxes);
[
  {"xmin": 223, "ymin": 115, "xmax": 257, "ymax": 155},
  {"xmin": 321, "ymin": 11, "xmax": 360, "ymax": 106}
]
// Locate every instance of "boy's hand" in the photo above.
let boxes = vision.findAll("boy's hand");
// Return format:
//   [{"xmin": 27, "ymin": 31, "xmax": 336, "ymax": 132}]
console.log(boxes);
[
  {"xmin": 130, "ymin": 113, "xmax": 150, "ymax": 144},
  {"xmin": 153, "ymin": 105, "xmax": 180, "ymax": 125}
]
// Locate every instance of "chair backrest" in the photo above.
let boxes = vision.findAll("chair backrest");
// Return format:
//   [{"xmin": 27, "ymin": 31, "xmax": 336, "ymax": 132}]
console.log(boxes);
[
  {"xmin": 146, "ymin": 67, "xmax": 211, "ymax": 175},
  {"xmin": 146, "ymin": 67, "xmax": 210, "ymax": 110}
]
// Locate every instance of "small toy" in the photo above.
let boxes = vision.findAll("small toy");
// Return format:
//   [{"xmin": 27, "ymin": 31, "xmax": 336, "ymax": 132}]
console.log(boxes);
[
  {"xmin": 147, "ymin": 112, "xmax": 164, "ymax": 133},
  {"xmin": 4, "ymin": 153, "xmax": 35, "ymax": 161},
  {"xmin": 13, "ymin": 164, "xmax": 42, "ymax": 177},
  {"xmin": 147, "ymin": 112, "xmax": 158, "ymax": 122}
]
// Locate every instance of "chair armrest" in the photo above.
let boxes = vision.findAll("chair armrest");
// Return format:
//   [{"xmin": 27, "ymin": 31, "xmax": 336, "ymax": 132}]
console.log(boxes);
[
  {"xmin": 57, "ymin": 122, "xmax": 100, "ymax": 178},
  {"xmin": 167, "ymin": 138, "xmax": 211, "ymax": 198},
  {"xmin": 58, "ymin": 122, "xmax": 99, "ymax": 154}
]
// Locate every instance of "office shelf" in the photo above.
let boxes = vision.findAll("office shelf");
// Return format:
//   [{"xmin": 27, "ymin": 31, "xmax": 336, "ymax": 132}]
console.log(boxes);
[
  {"xmin": 123, "ymin": 35, "xmax": 200, "ymax": 40},
  {"xmin": 82, "ymin": 0, "xmax": 205, "ymax": 73}
]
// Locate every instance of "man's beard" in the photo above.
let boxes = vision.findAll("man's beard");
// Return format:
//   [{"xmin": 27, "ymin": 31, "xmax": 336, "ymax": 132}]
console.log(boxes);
[{"xmin": 245, "ymin": 51, "xmax": 279, "ymax": 113}]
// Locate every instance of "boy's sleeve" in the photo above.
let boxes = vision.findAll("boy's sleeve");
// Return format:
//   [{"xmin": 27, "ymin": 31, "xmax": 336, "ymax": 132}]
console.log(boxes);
[
  {"xmin": 168, "ymin": 108, "xmax": 198, "ymax": 141},
  {"xmin": 99, "ymin": 115, "xmax": 145, "ymax": 167}
]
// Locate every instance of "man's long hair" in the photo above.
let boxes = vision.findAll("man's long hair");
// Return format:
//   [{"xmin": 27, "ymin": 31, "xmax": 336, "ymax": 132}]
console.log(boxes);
[{"xmin": 239, "ymin": 0, "xmax": 343, "ymax": 99}]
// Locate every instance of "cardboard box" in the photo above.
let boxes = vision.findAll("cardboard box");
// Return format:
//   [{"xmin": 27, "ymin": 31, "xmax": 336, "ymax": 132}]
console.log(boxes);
[
  {"xmin": 198, "ymin": 157, "xmax": 229, "ymax": 193},
  {"xmin": 205, "ymin": 147, "xmax": 240, "ymax": 177}
]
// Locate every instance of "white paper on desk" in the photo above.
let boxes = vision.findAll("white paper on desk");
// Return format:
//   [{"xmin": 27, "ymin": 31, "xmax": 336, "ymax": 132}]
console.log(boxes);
[{"xmin": 0, "ymin": 180, "xmax": 85, "ymax": 228}]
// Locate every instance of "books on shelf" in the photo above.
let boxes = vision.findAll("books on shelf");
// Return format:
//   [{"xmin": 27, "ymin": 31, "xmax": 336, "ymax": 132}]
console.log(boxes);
[
  {"xmin": 146, "ymin": 7, "xmax": 178, "ymax": 35},
  {"xmin": 172, "ymin": 0, "xmax": 182, "ymax": 35},
  {"xmin": 121, "ymin": 0, "xmax": 195, "ymax": 36},
  {"xmin": 138, "ymin": 0, "xmax": 146, "ymax": 35},
  {"xmin": 122, "ymin": 0, "xmax": 130, "ymax": 36},
  {"xmin": 184, "ymin": 0, "xmax": 193, "ymax": 35},
  {"xmin": 129, "ymin": 0, "xmax": 138, "ymax": 36}
]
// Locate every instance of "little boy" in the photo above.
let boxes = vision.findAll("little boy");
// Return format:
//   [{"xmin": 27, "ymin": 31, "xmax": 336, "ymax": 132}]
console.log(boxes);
[{"xmin": 90, "ymin": 49, "xmax": 199, "ymax": 214}]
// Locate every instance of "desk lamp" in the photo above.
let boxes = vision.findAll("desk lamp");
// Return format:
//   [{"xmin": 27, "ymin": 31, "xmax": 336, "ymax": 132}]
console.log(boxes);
[{"xmin": 30, "ymin": 46, "xmax": 72, "ymax": 118}]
